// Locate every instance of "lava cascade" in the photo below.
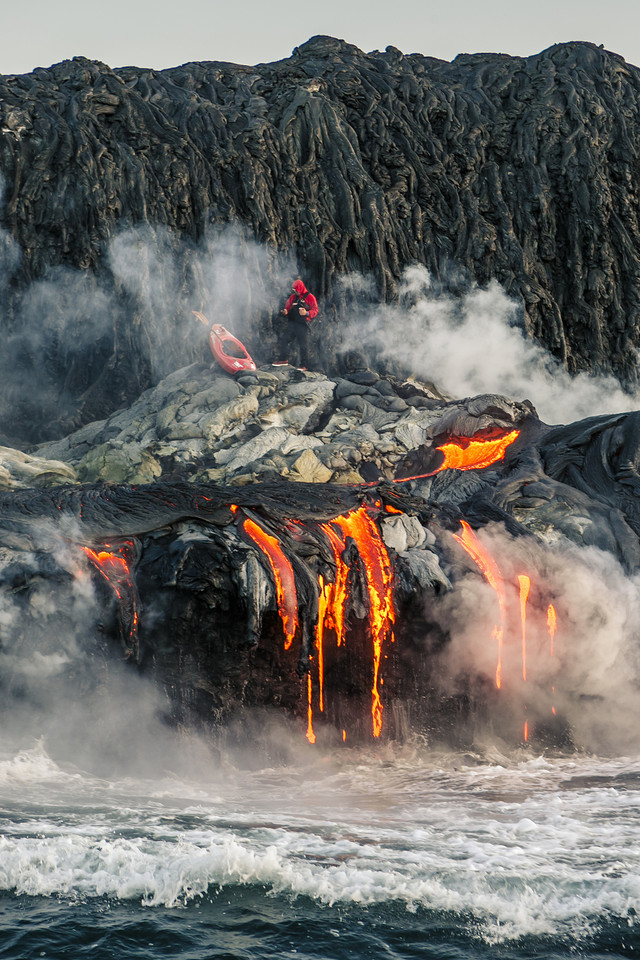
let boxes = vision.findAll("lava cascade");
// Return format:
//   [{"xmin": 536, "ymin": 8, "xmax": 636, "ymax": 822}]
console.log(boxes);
[
  {"xmin": 81, "ymin": 542, "xmax": 140, "ymax": 660},
  {"xmin": 241, "ymin": 515, "xmax": 299, "ymax": 649},
  {"xmin": 319, "ymin": 506, "xmax": 395, "ymax": 738},
  {"xmin": 452, "ymin": 521, "xmax": 560, "ymax": 738},
  {"xmin": 452, "ymin": 520, "xmax": 507, "ymax": 689}
]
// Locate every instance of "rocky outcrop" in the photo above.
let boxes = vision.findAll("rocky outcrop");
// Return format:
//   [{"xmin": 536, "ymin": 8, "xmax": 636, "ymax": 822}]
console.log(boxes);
[
  {"xmin": 33, "ymin": 362, "xmax": 524, "ymax": 489},
  {"xmin": 1, "ymin": 360, "xmax": 639, "ymax": 746},
  {"xmin": 1, "ymin": 38, "xmax": 640, "ymax": 441},
  {"xmin": 23, "ymin": 360, "xmax": 640, "ymax": 568}
]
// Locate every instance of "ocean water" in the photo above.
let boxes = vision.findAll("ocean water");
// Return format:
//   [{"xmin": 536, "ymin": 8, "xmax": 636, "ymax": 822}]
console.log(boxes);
[{"xmin": 1, "ymin": 730, "xmax": 639, "ymax": 960}]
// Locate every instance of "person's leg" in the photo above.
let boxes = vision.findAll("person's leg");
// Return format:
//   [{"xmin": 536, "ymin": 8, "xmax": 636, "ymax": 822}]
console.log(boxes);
[
  {"xmin": 296, "ymin": 323, "xmax": 310, "ymax": 368},
  {"xmin": 279, "ymin": 322, "xmax": 298, "ymax": 364}
]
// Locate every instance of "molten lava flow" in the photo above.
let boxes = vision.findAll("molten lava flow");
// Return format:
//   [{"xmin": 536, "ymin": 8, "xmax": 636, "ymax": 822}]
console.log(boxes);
[
  {"xmin": 438, "ymin": 430, "xmax": 521, "ymax": 472},
  {"xmin": 394, "ymin": 430, "xmax": 520, "ymax": 483},
  {"xmin": 240, "ymin": 507, "xmax": 393, "ymax": 741},
  {"xmin": 306, "ymin": 673, "xmax": 316, "ymax": 744},
  {"xmin": 518, "ymin": 575, "xmax": 531, "ymax": 683},
  {"xmin": 81, "ymin": 542, "xmax": 139, "ymax": 659},
  {"xmin": 82, "ymin": 548, "xmax": 130, "ymax": 596},
  {"xmin": 318, "ymin": 523, "xmax": 351, "ymax": 647},
  {"xmin": 242, "ymin": 516, "xmax": 299, "ymax": 649},
  {"xmin": 548, "ymin": 604, "xmax": 558, "ymax": 716},
  {"xmin": 329, "ymin": 506, "xmax": 395, "ymax": 738},
  {"xmin": 453, "ymin": 523, "xmax": 562, "ymax": 741},
  {"xmin": 547, "ymin": 604, "xmax": 557, "ymax": 657},
  {"xmin": 452, "ymin": 521, "xmax": 506, "ymax": 689},
  {"xmin": 316, "ymin": 575, "xmax": 331, "ymax": 712}
]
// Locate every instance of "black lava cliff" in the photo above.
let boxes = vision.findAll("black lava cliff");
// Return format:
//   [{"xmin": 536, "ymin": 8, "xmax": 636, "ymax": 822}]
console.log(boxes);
[{"xmin": 1, "ymin": 37, "xmax": 640, "ymax": 440}]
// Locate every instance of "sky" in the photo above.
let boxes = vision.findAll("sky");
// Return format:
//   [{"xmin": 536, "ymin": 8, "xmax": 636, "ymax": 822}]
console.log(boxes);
[{"xmin": 2, "ymin": 0, "xmax": 640, "ymax": 75}]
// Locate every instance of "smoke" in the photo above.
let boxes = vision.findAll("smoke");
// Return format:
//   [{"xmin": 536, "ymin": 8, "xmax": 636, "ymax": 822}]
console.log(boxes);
[
  {"xmin": 191, "ymin": 225, "xmax": 296, "ymax": 340},
  {"xmin": 106, "ymin": 220, "xmax": 296, "ymax": 377},
  {"xmin": 336, "ymin": 264, "xmax": 640, "ymax": 425},
  {"xmin": 2, "ymin": 215, "xmax": 638, "ymax": 443},
  {"xmin": 0, "ymin": 540, "xmax": 220, "ymax": 779},
  {"xmin": 430, "ymin": 523, "xmax": 640, "ymax": 755},
  {"xmin": 0, "ymin": 510, "xmax": 323, "ymax": 780},
  {"xmin": 0, "ymin": 219, "xmax": 297, "ymax": 442}
]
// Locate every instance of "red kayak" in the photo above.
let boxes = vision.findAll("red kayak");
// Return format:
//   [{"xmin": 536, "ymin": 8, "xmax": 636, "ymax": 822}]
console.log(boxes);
[{"xmin": 193, "ymin": 311, "xmax": 257, "ymax": 375}]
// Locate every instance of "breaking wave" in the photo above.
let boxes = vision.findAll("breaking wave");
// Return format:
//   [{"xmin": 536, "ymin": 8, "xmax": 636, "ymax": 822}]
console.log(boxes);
[{"xmin": 2, "ymin": 743, "xmax": 640, "ymax": 946}]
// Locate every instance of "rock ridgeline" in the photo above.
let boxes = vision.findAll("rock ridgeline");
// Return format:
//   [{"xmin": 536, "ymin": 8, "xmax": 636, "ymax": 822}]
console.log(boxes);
[{"xmin": 1, "ymin": 37, "xmax": 640, "ymax": 441}]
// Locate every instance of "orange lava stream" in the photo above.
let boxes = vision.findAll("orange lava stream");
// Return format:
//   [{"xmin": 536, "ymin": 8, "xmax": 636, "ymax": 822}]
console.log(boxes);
[
  {"xmin": 81, "ymin": 548, "xmax": 130, "ymax": 598},
  {"xmin": 316, "ymin": 575, "xmax": 331, "ymax": 712},
  {"xmin": 81, "ymin": 543, "xmax": 139, "ymax": 657},
  {"xmin": 393, "ymin": 430, "xmax": 521, "ymax": 483},
  {"xmin": 317, "ymin": 522, "xmax": 351, "ymax": 647},
  {"xmin": 330, "ymin": 506, "xmax": 395, "ymax": 738},
  {"xmin": 242, "ymin": 517, "xmax": 299, "ymax": 649},
  {"xmin": 518, "ymin": 575, "xmax": 531, "ymax": 683},
  {"xmin": 547, "ymin": 604, "xmax": 557, "ymax": 657},
  {"xmin": 438, "ymin": 430, "xmax": 521, "ymax": 472},
  {"xmin": 306, "ymin": 672, "xmax": 316, "ymax": 743},
  {"xmin": 452, "ymin": 521, "xmax": 506, "ymax": 689}
]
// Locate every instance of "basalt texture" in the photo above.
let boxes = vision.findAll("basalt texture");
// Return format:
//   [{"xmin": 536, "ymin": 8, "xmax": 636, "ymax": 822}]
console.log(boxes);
[{"xmin": 1, "ymin": 38, "xmax": 640, "ymax": 442}]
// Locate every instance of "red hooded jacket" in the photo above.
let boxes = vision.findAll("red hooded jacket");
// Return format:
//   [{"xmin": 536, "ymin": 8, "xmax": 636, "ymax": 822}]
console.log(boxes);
[{"xmin": 284, "ymin": 280, "xmax": 319, "ymax": 321}]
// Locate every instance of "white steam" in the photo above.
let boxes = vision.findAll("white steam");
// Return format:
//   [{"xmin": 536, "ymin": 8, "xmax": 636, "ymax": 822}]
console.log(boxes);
[
  {"xmin": 0, "ymin": 221, "xmax": 297, "ymax": 437},
  {"xmin": 107, "ymin": 222, "xmax": 296, "ymax": 380},
  {"xmin": 341, "ymin": 264, "xmax": 640, "ymax": 425},
  {"xmin": 432, "ymin": 523, "xmax": 640, "ymax": 754}
]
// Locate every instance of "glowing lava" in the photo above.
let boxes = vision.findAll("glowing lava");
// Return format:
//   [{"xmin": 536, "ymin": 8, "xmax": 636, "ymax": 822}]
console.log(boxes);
[
  {"xmin": 239, "ymin": 506, "xmax": 394, "ymax": 740},
  {"xmin": 518, "ymin": 575, "xmax": 531, "ymax": 682},
  {"xmin": 452, "ymin": 521, "xmax": 506, "ymax": 689},
  {"xmin": 82, "ymin": 549, "xmax": 130, "ymax": 584},
  {"xmin": 318, "ymin": 523, "xmax": 351, "ymax": 648},
  {"xmin": 328, "ymin": 506, "xmax": 395, "ymax": 738},
  {"xmin": 547, "ymin": 604, "xmax": 557, "ymax": 657},
  {"xmin": 242, "ymin": 516, "xmax": 299, "ymax": 649},
  {"xmin": 306, "ymin": 673, "xmax": 316, "ymax": 744},
  {"xmin": 453, "ymin": 523, "xmax": 561, "ymax": 741},
  {"xmin": 394, "ymin": 430, "xmax": 520, "ymax": 483},
  {"xmin": 438, "ymin": 431, "xmax": 521, "ymax": 472},
  {"xmin": 316, "ymin": 574, "xmax": 331, "ymax": 711},
  {"xmin": 81, "ymin": 542, "xmax": 139, "ymax": 659}
]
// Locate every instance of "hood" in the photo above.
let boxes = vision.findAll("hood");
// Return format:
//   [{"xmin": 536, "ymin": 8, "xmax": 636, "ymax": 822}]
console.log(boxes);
[{"xmin": 292, "ymin": 280, "xmax": 307, "ymax": 295}]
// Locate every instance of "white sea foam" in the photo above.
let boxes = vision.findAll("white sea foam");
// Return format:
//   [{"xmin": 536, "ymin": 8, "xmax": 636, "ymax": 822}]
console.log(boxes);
[
  {"xmin": 0, "ymin": 742, "xmax": 81, "ymax": 786},
  {"xmin": 1, "ymin": 747, "xmax": 640, "ymax": 943}
]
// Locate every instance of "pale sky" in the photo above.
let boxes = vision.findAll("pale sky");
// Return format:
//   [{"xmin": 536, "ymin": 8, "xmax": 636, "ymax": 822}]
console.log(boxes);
[{"xmin": 2, "ymin": 0, "xmax": 640, "ymax": 75}]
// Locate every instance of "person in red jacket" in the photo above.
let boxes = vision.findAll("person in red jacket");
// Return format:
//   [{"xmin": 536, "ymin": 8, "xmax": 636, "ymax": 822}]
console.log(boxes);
[{"xmin": 279, "ymin": 279, "xmax": 319, "ymax": 369}]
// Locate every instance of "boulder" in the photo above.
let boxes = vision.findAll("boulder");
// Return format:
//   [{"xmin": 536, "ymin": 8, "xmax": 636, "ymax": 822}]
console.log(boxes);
[{"xmin": 0, "ymin": 446, "xmax": 77, "ymax": 488}]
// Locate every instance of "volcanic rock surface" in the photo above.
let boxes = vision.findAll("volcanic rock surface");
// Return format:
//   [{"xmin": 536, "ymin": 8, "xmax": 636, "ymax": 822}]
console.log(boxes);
[
  {"xmin": 1, "ymin": 38, "xmax": 640, "ymax": 441},
  {"xmin": 2, "ymin": 360, "xmax": 640, "ymax": 747},
  {"xmin": 3, "ymin": 36, "xmax": 640, "ymax": 747}
]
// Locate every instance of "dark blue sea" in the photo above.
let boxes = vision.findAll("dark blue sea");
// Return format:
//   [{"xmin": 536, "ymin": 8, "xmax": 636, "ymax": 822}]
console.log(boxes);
[{"xmin": 1, "ymin": 726, "xmax": 639, "ymax": 960}]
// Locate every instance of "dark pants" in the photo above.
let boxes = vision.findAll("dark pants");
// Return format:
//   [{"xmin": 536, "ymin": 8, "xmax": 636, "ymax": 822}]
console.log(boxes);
[{"xmin": 280, "ymin": 319, "xmax": 310, "ymax": 368}]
